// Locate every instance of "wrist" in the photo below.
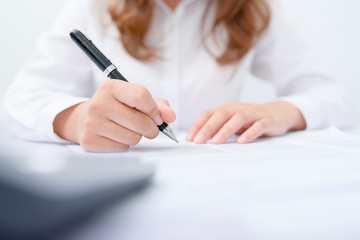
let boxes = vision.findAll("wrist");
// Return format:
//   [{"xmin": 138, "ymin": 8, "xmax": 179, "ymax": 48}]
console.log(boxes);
[
  {"xmin": 53, "ymin": 102, "xmax": 88, "ymax": 143},
  {"xmin": 279, "ymin": 101, "xmax": 306, "ymax": 131}
]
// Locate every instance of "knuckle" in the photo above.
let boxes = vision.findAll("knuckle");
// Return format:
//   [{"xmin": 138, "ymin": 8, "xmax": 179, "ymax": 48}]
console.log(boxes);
[
  {"xmin": 87, "ymin": 101, "xmax": 104, "ymax": 115},
  {"xmin": 134, "ymin": 85, "xmax": 150, "ymax": 103},
  {"xmin": 136, "ymin": 115, "xmax": 151, "ymax": 132},
  {"xmin": 201, "ymin": 109, "xmax": 213, "ymax": 118},
  {"xmin": 79, "ymin": 134, "xmax": 95, "ymax": 150},
  {"xmin": 257, "ymin": 120, "xmax": 267, "ymax": 129},
  {"xmin": 157, "ymin": 98, "xmax": 170, "ymax": 106},
  {"xmin": 99, "ymin": 79, "xmax": 114, "ymax": 91},
  {"xmin": 235, "ymin": 112, "xmax": 247, "ymax": 121},
  {"xmin": 217, "ymin": 109, "xmax": 231, "ymax": 119}
]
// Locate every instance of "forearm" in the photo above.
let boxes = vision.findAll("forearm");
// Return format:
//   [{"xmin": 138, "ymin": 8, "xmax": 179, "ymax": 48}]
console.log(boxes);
[{"xmin": 280, "ymin": 84, "xmax": 355, "ymax": 130}]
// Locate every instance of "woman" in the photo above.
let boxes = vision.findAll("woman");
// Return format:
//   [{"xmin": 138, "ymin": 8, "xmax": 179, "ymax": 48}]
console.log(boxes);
[{"xmin": 2, "ymin": 0, "xmax": 354, "ymax": 152}]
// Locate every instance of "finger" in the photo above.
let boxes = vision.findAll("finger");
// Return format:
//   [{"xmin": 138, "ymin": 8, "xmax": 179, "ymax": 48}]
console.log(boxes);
[
  {"xmin": 212, "ymin": 112, "xmax": 249, "ymax": 144},
  {"xmin": 88, "ymin": 97, "xmax": 159, "ymax": 139},
  {"xmin": 237, "ymin": 119, "xmax": 268, "ymax": 144},
  {"xmin": 80, "ymin": 134, "xmax": 130, "ymax": 153},
  {"xmin": 108, "ymin": 81, "xmax": 164, "ymax": 126},
  {"xmin": 155, "ymin": 98, "xmax": 176, "ymax": 123},
  {"xmin": 109, "ymin": 102, "xmax": 159, "ymax": 139},
  {"xmin": 186, "ymin": 109, "xmax": 213, "ymax": 142},
  {"xmin": 235, "ymin": 127, "xmax": 247, "ymax": 136},
  {"xmin": 84, "ymin": 118, "xmax": 143, "ymax": 146},
  {"xmin": 193, "ymin": 111, "xmax": 232, "ymax": 144}
]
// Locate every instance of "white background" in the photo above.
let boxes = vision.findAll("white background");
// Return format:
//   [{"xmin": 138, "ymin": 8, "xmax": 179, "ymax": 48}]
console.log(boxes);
[{"xmin": 0, "ymin": 0, "xmax": 359, "ymax": 127}]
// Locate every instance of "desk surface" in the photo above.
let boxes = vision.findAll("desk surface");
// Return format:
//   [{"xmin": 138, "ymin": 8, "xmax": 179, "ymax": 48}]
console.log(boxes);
[
  {"xmin": 1, "ymin": 126, "xmax": 360, "ymax": 240},
  {"xmin": 61, "ymin": 128, "xmax": 360, "ymax": 240}
]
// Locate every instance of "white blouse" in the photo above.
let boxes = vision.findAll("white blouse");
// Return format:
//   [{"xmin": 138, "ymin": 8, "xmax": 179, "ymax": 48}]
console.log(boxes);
[{"xmin": 2, "ymin": 0, "xmax": 354, "ymax": 142}]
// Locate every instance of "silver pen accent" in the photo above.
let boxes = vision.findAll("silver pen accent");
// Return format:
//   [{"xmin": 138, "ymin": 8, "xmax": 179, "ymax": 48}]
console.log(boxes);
[{"xmin": 161, "ymin": 125, "xmax": 178, "ymax": 143}]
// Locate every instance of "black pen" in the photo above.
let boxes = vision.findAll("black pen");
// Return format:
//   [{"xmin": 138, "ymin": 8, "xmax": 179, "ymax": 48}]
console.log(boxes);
[{"xmin": 69, "ymin": 29, "xmax": 178, "ymax": 143}]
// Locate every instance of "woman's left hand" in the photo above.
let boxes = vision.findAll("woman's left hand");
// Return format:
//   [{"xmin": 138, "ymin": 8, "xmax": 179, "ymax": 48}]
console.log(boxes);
[{"xmin": 186, "ymin": 101, "xmax": 306, "ymax": 144}]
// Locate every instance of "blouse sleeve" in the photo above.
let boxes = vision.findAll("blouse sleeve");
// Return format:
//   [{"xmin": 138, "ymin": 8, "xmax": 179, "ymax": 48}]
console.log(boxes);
[
  {"xmin": 251, "ymin": 8, "xmax": 355, "ymax": 130},
  {"xmin": 2, "ymin": 0, "xmax": 93, "ymax": 142}
]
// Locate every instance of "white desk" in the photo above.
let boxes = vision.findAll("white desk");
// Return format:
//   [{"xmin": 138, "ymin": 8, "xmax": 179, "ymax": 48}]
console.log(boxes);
[
  {"xmin": 57, "ymin": 128, "xmax": 360, "ymax": 240},
  {"xmin": 0, "ymin": 109, "xmax": 359, "ymax": 240}
]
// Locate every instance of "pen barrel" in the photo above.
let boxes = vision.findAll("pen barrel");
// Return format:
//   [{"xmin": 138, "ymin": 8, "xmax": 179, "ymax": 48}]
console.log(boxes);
[
  {"xmin": 109, "ymin": 70, "xmax": 128, "ymax": 82},
  {"xmin": 70, "ymin": 30, "xmax": 112, "ymax": 72}
]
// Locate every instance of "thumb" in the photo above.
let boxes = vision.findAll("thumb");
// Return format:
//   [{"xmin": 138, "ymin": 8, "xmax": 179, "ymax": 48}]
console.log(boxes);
[{"xmin": 155, "ymin": 98, "xmax": 176, "ymax": 124}]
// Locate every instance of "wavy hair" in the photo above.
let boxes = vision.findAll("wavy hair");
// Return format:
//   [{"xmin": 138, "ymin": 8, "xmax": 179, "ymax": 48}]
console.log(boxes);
[{"xmin": 109, "ymin": 0, "xmax": 271, "ymax": 65}]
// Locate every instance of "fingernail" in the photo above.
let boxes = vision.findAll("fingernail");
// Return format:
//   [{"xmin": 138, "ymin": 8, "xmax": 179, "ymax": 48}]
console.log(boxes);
[
  {"xmin": 213, "ymin": 134, "xmax": 224, "ymax": 144},
  {"xmin": 154, "ymin": 115, "xmax": 163, "ymax": 125},
  {"xmin": 238, "ymin": 136, "xmax": 248, "ymax": 144},
  {"xmin": 194, "ymin": 133, "xmax": 205, "ymax": 144},
  {"xmin": 186, "ymin": 132, "xmax": 194, "ymax": 141}
]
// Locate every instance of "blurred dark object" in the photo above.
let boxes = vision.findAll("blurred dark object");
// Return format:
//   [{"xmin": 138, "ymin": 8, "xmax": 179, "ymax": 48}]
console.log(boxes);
[{"xmin": 0, "ymin": 136, "xmax": 154, "ymax": 240}]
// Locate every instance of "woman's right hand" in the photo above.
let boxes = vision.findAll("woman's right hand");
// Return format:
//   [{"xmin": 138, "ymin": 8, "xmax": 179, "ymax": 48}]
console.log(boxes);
[{"xmin": 53, "ymin": 79, "xmax": 176, "ymax": 152}]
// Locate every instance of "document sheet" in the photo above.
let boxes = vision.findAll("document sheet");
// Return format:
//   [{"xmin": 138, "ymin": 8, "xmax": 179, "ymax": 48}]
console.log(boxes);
[{"xmin": 66, "ymin": 127, "xmax": 360, "ymax": 240}]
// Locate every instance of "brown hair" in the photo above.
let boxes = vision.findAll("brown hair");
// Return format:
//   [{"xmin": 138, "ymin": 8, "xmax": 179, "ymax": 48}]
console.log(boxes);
[{"xmin": 109, "ymin": 0, "xmax": 271, "ymax": 65}]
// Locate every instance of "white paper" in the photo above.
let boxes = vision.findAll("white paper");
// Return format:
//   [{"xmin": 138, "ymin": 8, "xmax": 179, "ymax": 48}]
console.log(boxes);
[{"xmin": 66, "ymin": 128, "xmax": 360, "ymax": 240}]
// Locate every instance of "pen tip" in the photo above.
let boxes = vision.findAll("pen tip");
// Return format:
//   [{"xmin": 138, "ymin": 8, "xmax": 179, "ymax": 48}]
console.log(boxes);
[
  {"xmin": 161, "ymin": 125, "xmax": 178, "ymax": 143},
  {"xmin": 172, "ymin": 136, "xmax": 179, "ymax": 143},
  {"xmin": 170, "ymin": 133, "xmax": 178, "ymax": 143}
]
